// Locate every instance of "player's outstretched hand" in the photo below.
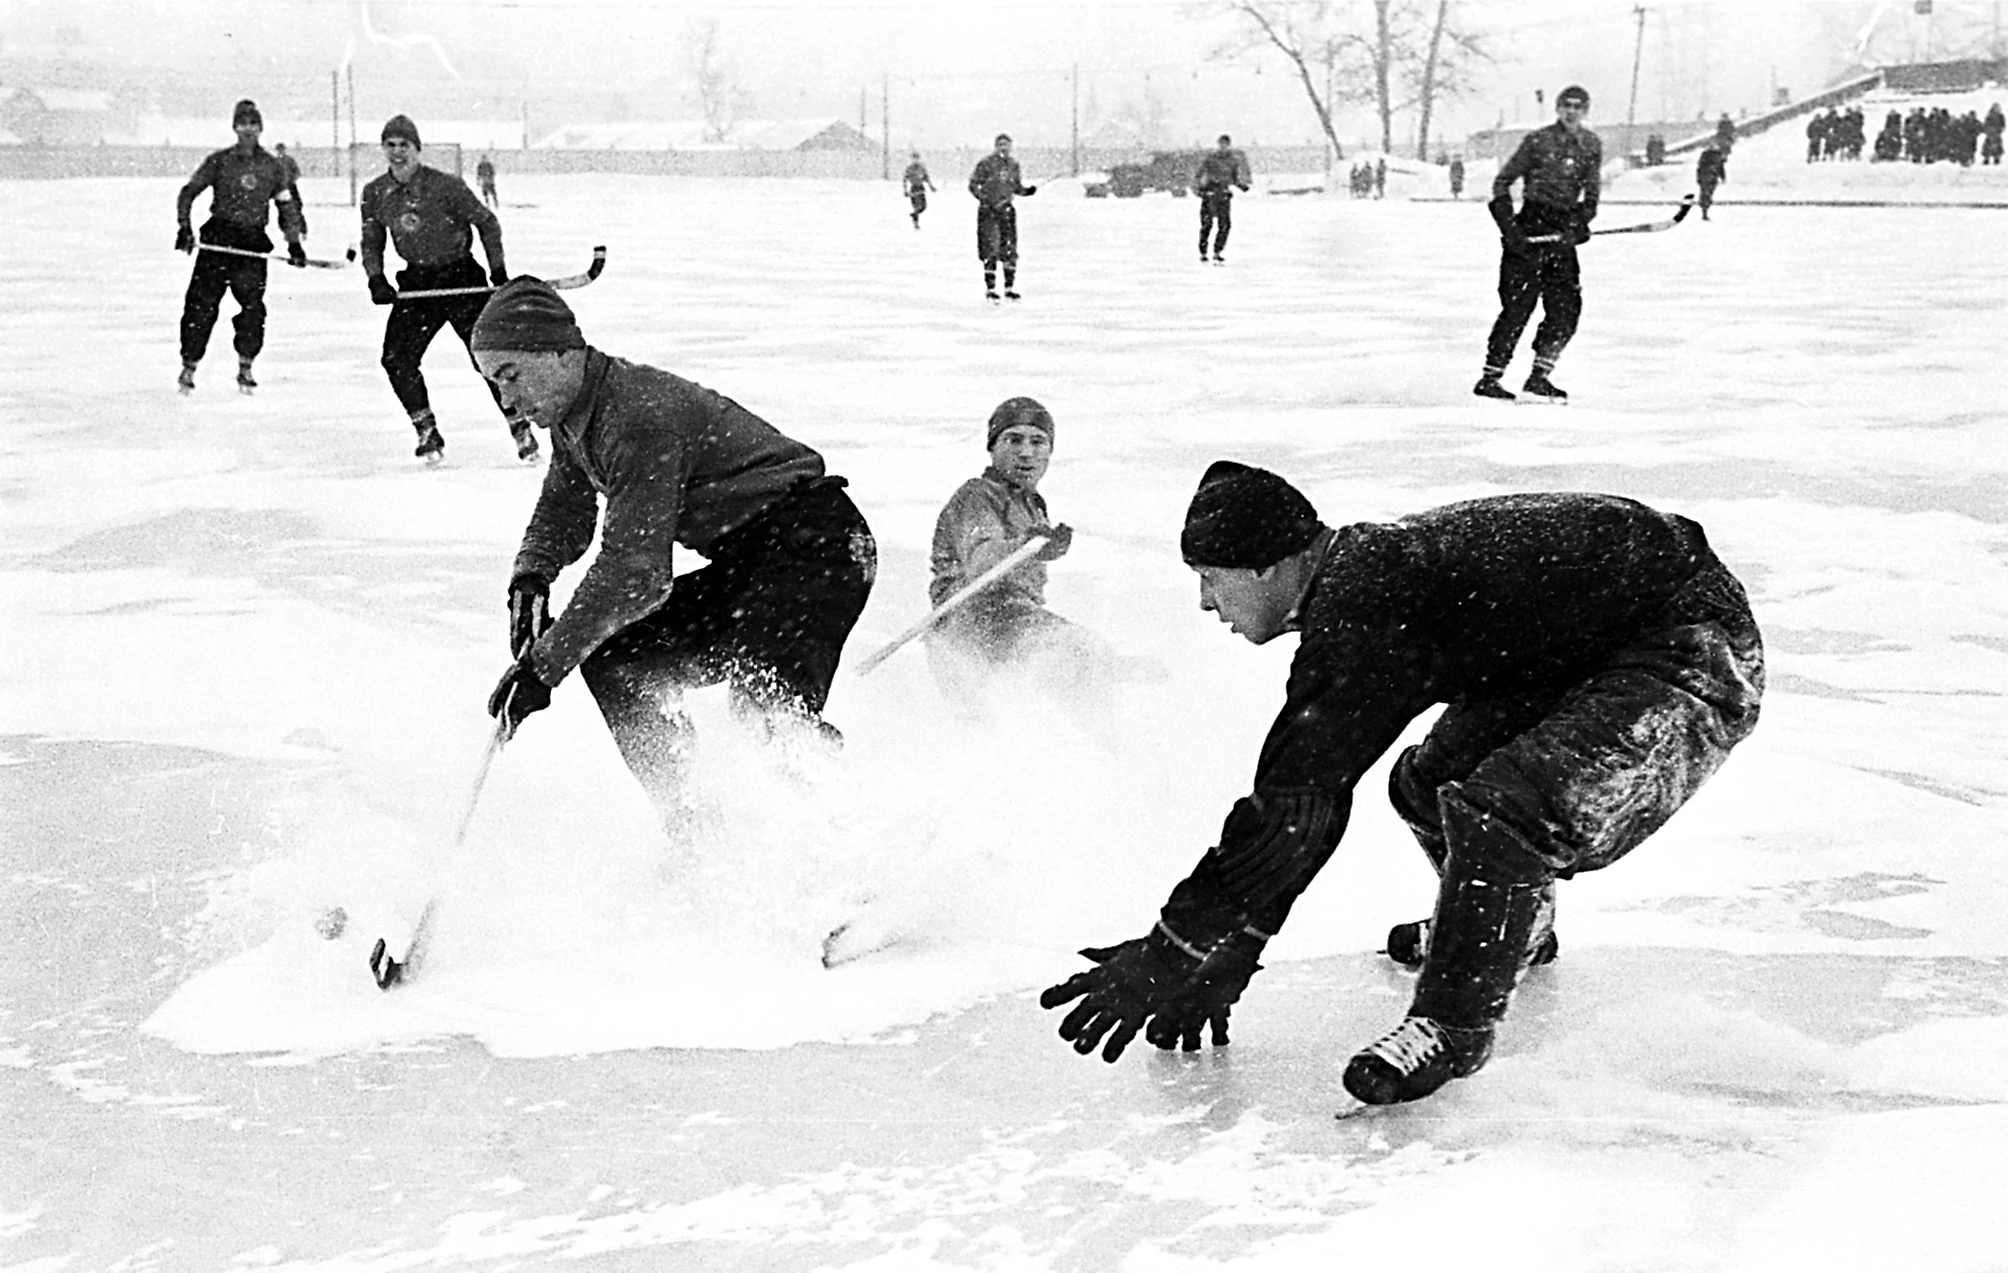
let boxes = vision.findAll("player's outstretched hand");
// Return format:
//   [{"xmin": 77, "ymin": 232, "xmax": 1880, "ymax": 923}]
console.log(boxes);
[
  {"xmin": 1023, "ymin": 185, "xmax": 1038, "ymax": 197},
  {"xmin": 175, "ymin": 225, "xmax": 194, "ymax": 254},
  {"xmin": 368, "ymin": 274, "xmax": 397, "ymax": 306},
  {"xmin": 1039, "ymin": 931, "xmax": 1197, "ymax": 1062},
  {"xmin": 486, "ymin": 656, "xmax": 553, "ymax": 742},
  {"xmin": 287, "ymin": 241, "xmax": 308, "ymax": 268}
]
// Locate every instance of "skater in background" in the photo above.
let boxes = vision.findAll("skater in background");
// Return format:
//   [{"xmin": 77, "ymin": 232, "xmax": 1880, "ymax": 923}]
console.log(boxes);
[
  {"xmin": 472, "ymin": 278, "xmax": 877, "ymax": 823},
  {"xmin": 1695, "ymin": 141, "xmax": 1728, "ymax": 220},
  {"xmin": 1448, "ymin": 154, "xmax": 1466, "ymax": 199},
  {"xmin": 903, "ymin": 151, "xmax": 936, "ymax": 228},
  {"xmin": 968, "ymin": 133, "xmax": 1037, "ymax": 301},
  {"xmin": 1040, "ymin": 463, "xmax": 1763, "ymax": 1108},
  {"xmin": 1373, "ymin": 156, "xmax": 1386, "ymax": 198},
  {"xmin": 924, "ymin": 396, "xmax": 1088, "ymax": 714},
  {"xmin": 1983, "ymin": 103, "xmax": 2004, "ymax": 165},
  {"xmin": 360, "ymin": 114, "xmax": 531, "ymax": 464},
  {"xmin": 273, "ymin": 142, "xmax": 302, "ymax": 190},
  {"xmin": 476, "ymin": 154, "xmax": 499, "ymax": 208},
  {"xmin": 1194, "ymin": 134, "xmax": 1250, "ymax": 263},
  {"xmin": 173, "ymin": 98, "xmax": 308, "ymax": 395},
  {"xmin": 1475, "ymin": 83, "xmax": 1602, "ymax": 403}
]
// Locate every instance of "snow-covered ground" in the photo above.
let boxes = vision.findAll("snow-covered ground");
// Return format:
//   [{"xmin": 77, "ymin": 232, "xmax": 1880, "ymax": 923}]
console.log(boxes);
[{"xmin": 3, "ymin": 171, "xmax": 2007, "ymax": 1271}]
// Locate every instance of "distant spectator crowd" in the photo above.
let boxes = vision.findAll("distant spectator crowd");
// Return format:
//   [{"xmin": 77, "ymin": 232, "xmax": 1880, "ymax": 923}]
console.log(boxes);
[{"xmin": 1814, "ymin": 102, "xmax": 2006, "ymax": 166}]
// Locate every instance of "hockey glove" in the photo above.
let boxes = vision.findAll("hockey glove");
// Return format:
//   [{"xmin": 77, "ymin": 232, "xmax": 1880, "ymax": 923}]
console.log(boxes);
[
  {"xmin": 1569, "ymin": 216, "xmax": 1592, "ymax": 246},
  {"xmin": 1041, "ymin": 930, "xmax": 1199, "ymax": 1062},
  {"xmin": 1023, "ymin": 185, "xmax": 1038, "ymax": 197},
  {"xmin": 1144, "ymin": 933, "xmax": 1264, "ymax": 1053},
  {"xmin": 506, "ymin": 574, "xmax": 553, "ymax": 659},
  {"xmin": 175, "ymin": 225, "xmax": 194, "ymax": 254},
  {"xmin": 1033, "ymin": 523, "xmax": 1074, "ymax": 562},
  {"xmin": 486, "ymin": 656, "xmax": 553, "ymax": 742},
  {"xmin": 287, "ymin": 241, "xmax": 308, "ymax": 268},
  {"xmin": 368, "ymin": 274, "xmax": 398, "ymax": 306},
  {"xmin": 489, "ymin": 264, "xmax": 509, "ymax": 287}
]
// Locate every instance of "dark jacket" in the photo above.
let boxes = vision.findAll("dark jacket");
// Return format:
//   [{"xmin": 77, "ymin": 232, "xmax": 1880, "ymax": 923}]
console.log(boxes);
[
  {"xmin": 1493, "ymin": 121, "xmax": 1603, "ymax": 222},
  {"xmin": 1160, "ymin": 493, "xmax": 1755, "ymax": 939},
  {"xmin": 513, "ymin": 350, "xmax": 826, "ymax": 684},
  {"xmin": 359, "ymin": 164, "xmax": 503, "ymax": 275},
  {"xmin": 968, "ymin": 154, "xmax": 1032, "ymax": 209},
  {"xmin": 177, "ymin": 144, "xmax": 306, "ymax": 243}
]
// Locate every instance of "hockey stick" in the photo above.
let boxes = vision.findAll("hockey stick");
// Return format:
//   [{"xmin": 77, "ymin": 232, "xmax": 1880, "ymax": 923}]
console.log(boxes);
[
  {"xmin": 393, "ymin": 245, "xmax": 608, "ymax": 299},
  {"xmin": 192, "ymin": 241, "xmax": 358, "ymax": 269},
  {"xmin": 852, "ymin": 533, "xmax": 1051, "ymax": 677},
  {"xmin": 368, "ymin": 709, "xmax": 510, "ymax": 989},
  {"xmin": 1526, "ymin": 194, "xmax": 1696, "ymax": 243}
]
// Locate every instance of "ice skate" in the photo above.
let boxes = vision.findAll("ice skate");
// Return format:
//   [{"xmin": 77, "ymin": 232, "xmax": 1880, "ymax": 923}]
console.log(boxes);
[
  {"xmin": 1342, "ymin": 1015, "xmax": 1495, "ymax": 1106},
  {"xmin": 985, "ymin": 290, "xmax": 1000, "ymax": 304},
  {"xmin": 1522, "ymin": 372, "xmax": 1568, "ymax": 401},
  {"xmin": 1472, "ymin": 375, "xmax": 1516, "ymax": 401},
  {"xmin": 413, "ymin": 420, "xmax": 445, "ymax": 466},
  {"xmin": 1003, "ymin": 290, "xmax": 1021, "ymax": 301},
  {"xmin": 236, "ymin": 360, "xmax": 257, "ymax": 395},
  {"xmin": 176, "ymin": 364, "xmax": 196, "ymax": 395}
]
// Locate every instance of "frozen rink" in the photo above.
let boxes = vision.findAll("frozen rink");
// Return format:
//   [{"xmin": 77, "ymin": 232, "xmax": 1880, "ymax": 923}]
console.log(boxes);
[{"xmin": 3, "ymin": 170, "xmax": 2007, "ymax": 1271}]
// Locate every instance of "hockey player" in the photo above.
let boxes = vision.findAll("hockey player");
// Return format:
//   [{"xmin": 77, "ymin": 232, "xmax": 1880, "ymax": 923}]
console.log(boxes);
[
  {"xmin": 1695, "ymin": 142, "xmax": 1729, "ymax": 220},
  {"xmin": 472, "ymin": 278, "xmax": 877, "ymax": 822},
  {"xmin": 360, "ymin": 114, "xmax": 531, "ymax": 464},
  {"xmin": 1475, "ymin": 84, "xmax": 1602, "ymax": 403},
  {"xmin": 924, "ymin": 397, "xmax": 1078, "ymax": 705},
  {"xmin": 173, "ymin": 99, "xmax": 308, "ymax": 395},
  {"xmin": 903, "ymin": 152, "xmax": 936, "ymax": 228},
  {"xmin": 1041, "ymin": 462, "xmax": 1763, "ymax": 1107},
  {"xmin": 968, "ymin": 134, "xmax": 1037, "ymax": 301},
  {"xmin": 476, "ymin": 154, "xmax": 499, "ymax": 208},
  {"xmin": 1194, "ymin": 134, "xmax": 1250, "ymax": 263}
]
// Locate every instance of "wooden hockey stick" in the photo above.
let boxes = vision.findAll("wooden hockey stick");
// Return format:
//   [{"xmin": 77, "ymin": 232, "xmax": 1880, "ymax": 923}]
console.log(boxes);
[
  {"xmin": 1526, "ymin": 195, "xmax": 1697, "ymax": 243},
  {"xmin": 852, "ymin": 533, "xmax": 1051, "ymax": 676},
  {"xmin": 393, "ymin": 245, "xmax": 607, "ymax": 299},
  {"xmin": 192, "ymin": 241, "xmax": 357, "ymax": 269}
]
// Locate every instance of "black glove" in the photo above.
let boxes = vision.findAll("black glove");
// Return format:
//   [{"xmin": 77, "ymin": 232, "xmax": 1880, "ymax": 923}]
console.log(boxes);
[
  {"xmin": 368, "ymin": 274, "xmax": 397, "ymax": 306},
  {"xmin": 506, "ymin": 574, "xmax": 552, "ymax": 659},
  {"xmin": 1039, "ymin": 925, "xmax": 1263, "ymax": 1062},
  {"xmin": 486, "ymin": 656, "xmax": 553, "ymax": 741},
  {"xmin": 287, "ymin": 240, "xmax": 308, "ymax": 268},
  {"xmin": 1023, "ymin": 185, "xmax": 1038, "ymax": 196},
  {"xmin": 489, "ymin": 264, "xmax": 509, "ymax": 287},
  {"xmin": 1570, "ymin": 216, "xmax": 1592, "ymax": 246},
  {"xmin": 1033, "ymin": 524, "xmax": 1073, "ymax": 562},
  {"xmin": 175, "ymin": 225, "xmax": 194, "ymax": 254}
]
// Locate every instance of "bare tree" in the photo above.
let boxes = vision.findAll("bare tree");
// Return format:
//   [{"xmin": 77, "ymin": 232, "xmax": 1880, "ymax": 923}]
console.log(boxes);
[
  {"xmin": 1408, "ymin": 0, "xmax": 1489, "ymax": 160},
  {"xmin": 1215, "ymin": 1, "xmax": 1349, "ymax": 161},
  {"xmin": 682, "ymin": 15, "xmax": 749, "ymax": 143}
]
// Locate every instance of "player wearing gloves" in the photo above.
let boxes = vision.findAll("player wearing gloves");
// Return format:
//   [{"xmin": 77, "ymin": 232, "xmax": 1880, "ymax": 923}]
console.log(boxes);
[
  {"xmin": 359, "ymin": 113, "xmax": 527, "ymax": 464},
  {"xmin": 968, "ymin": 134, "xmax": 1037, "ymax": 302},
  {"xmin": 1193, "ymin": 134, "xmax": 1251, "ymax": 264},
  {"xmin": 1042, "ymin": 462, "xmax": 1764, "ymax": 1106},
  {"xmin": 173, "ymin": 99, "xmax": 308, "ymax": 395},
  {"xmin": 1475, "ymin": 84, "xmax": 1602, "ymax": 402},
  {"xmin": 471, "ymin": 278, "xmax": 876, "ymax": 824}
]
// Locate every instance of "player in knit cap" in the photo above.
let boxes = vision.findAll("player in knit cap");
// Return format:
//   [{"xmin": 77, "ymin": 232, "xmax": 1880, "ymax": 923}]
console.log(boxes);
[
  {"xmin": 360, "ymin": 112, "xmax": 524, "ymax": 463},
  {"xmin": 470, "ymin": 277, "xmax": 876, "ymax": 827},
  {"xmin": 1041, "ymin": 464, "xmax": 1764, "ymax": 1109}
]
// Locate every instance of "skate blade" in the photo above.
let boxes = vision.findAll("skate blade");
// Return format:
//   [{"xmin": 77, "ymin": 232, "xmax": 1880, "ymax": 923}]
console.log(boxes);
[{"xmin": 368, "ymin": 937, "xmax": 407, "ymax": 989}]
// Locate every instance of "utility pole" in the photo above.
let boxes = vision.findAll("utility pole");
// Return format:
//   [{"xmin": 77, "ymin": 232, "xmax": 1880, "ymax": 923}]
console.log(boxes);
[
  {"xmin": 1626, "ymin": 4, "xmax": 1647, "ymax": 161},
  {"xmin": 882, "ymin": 73, "xmax": 890, "ymax": 181},
  {"xmin": 346, "ymin": 65, "xmax": 358, "ymax": 207},
  {"xmin": 330, "ymin": 71, "xmax": 340, "ymax": 181},
  {"xmin": 1070, "ymin": 62, "xmax": 1080, "ymax": 177}
]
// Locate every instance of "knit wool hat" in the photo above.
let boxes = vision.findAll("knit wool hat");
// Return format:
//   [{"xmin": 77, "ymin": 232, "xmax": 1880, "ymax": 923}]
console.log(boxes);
[
  {"xmin": 380, "ymin": 114, "xmax": 422, "ymax": 148},
  {"xmin": 471, "ymin": 278, "xmax": 587, "ymax": 353},
  {"xmin": 1180, "ymin": 460, "xmax": 1323, "ymax": 569},
  {"xmin": 232, "ymin": 99, "xmax": 262, "ymax": 128},
  {"xmin": 987, "ymin": 396, "xmax": 1054, "ymax": 449},
  {"xmin": 1557, "ymin": 85, "xmax": 1591, "ymax": 108}
]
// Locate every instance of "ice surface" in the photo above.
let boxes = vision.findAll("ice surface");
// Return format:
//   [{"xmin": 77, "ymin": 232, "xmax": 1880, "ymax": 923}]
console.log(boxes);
[{"xmin": 2, "ymin": 168, "xmax": 2006, "ymax": 1271}]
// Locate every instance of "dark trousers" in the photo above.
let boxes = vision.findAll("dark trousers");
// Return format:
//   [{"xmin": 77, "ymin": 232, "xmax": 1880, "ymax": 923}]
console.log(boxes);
[
  {"xmin": 909, "ymin": 190, "xmax": 928, "ymax": 221},
  {"xmin": 1483, "ymin": 242, "xmax": 1582, "ymax": 375},
  {"xmin": 380, "ymin": 257, "xmax": 505, "ymax": 421},
  {"xmin": 1698, "ymin": 179, "xmax": 1721, "ymax": 213},
  {"xmin": 1389, "ymin": 572, "xmax": 1763, "ymax": 1024},
  {"xmin": 179, "ymin": 220, "xmax": 270, "ymax": 366},
  {"xmin": 976, "ymin": 204, "xmax": 1019, "ymax": 265},
  {"xmin": 578, "ymin": 479, "xmax": 876, "ymax": 803},
  {"xmin": 1199, "ymin": 192, "xmax": 1233, "ymax": 256}
]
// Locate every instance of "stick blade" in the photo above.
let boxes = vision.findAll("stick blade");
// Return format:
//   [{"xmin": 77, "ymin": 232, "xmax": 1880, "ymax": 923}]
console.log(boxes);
[{"xmin": 368, "ymin": 937, "xmax": 407, "ymax": 989}]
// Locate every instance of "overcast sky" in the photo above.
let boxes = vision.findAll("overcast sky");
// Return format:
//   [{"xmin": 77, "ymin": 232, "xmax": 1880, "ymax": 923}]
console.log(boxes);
[{"xmin": 3, "ymin": 1, "xmax": 1996, "ymax": 150}]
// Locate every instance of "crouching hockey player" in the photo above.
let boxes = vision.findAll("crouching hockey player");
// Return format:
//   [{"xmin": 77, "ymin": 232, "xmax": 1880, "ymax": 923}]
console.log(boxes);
[{"xmin": 1041, "ymin": 463, "xmax": 1763, "ymax": 1106}]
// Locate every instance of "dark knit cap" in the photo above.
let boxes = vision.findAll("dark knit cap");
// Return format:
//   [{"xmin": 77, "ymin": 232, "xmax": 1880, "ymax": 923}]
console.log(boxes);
[
  {"xmin": 232, "ymin": 99, "xmax": 262, "ymax": 127},
  {"xmin": 987, "ymin": 396, "xmax": 1054, "ymax": 448},
  {"xmin": 380, "ymin": 113, "xmax": 422, "ymax": 148},
  {"xmin": 1557, "ymin": 84, "xmax": 1590, "ymax": 107},
  {"xmin": 471, "ymin": 278, "xmax": 587, "ymax": 353},
  {"xmin": 1180, "ymin": 460, "xmax": 1323, "ymax": 569}
]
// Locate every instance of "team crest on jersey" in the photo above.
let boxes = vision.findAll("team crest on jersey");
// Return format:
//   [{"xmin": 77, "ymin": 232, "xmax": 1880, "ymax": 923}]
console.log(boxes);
[
  {"xmin": 238, "ymin": 172, "xmax": 258, "ymax": 191},
  {"xmin": 398, "ymin": 211, "xmax": 422, "ymax": 233}
]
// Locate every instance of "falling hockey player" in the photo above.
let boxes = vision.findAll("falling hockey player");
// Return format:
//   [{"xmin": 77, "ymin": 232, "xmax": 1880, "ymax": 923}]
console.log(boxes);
[
  {"xmin": 173, "ymin": 99, "xmax": 308, "ymax": 395},
  {"xmin": 1041, "ymin": 462, "xmax": 1764, "ymax": 1106},
  {"xmin": 360, "ymin": 114, "xmax": 533, "ymax": 464},
  {"xmin": 470, "ymin": 278, "xmax": 877, "ymax": 826},
  {"xmin": 1475, "ymin": 84, "xmax": 1603, "ymax": 403}
]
